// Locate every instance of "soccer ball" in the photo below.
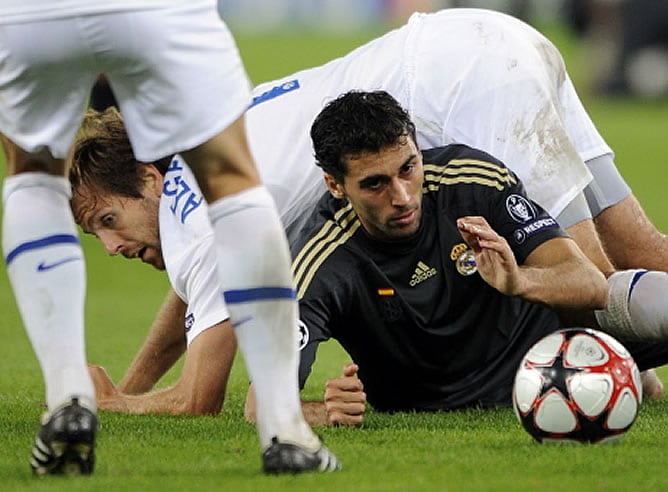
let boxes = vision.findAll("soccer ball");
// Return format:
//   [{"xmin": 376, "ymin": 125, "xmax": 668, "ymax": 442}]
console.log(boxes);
[{"xmin": 512, "ymin": 328, "xmax": 642, "ymax": 444}]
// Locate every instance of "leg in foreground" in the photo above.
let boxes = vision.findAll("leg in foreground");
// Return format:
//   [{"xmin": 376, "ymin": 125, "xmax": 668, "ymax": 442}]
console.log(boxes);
[
  {"xmin": 184, "ymin": 119, "xmax": 340, "ymax": 474},
  {"xmin": 2, "ymin": 141, "xmax": 97, "ymax": 475}
]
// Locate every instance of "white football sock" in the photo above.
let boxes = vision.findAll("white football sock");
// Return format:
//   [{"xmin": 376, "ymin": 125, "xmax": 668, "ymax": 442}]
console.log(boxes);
[
  {"xmin": 2, "ymin": 173, "xmax": 95, "ymax": 411},
  {"xmin": 595, "ymin": 269, "xmax": 668, "ymax": 341},
  {"xmin": 208, "ymin": 186, "xmax": 318, "ymax": 450}
]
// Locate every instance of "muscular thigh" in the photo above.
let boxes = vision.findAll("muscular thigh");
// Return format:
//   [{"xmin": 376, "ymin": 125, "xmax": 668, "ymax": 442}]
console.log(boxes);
[
  {"xmin": 180, "ymin": 115, "xmax": 260, "ymax": 201},
  {"xmin": 99, "ymin": 4, "xmax": 252, "ymax": 163},
  {"xmin": 595, "ymin": 195, "xmax": 668, "ymax": 270}
]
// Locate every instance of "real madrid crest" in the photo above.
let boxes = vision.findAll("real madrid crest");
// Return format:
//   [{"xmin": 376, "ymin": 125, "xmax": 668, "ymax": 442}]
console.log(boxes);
[
  {"xmin": 456, "ymin": 250, "xmax": 477, "ymax": 276},
  {"xmin": 450, "ymin": 243, "xmax": 477, "ymax": 276}
]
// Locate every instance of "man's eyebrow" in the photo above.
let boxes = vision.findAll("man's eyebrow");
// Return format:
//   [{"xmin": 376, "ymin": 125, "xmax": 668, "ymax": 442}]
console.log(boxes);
[
  {"xmin": 402, "ymin": 153, "xmax": 419, "ymax": 166},
  {"xmin": 79, "ymin": 214, "xmax": 96, "ymax": 234},
  {"xmin": 358, "ymin": 174, "xmax": 388, "ymax": 187},
  {"xmin": 357, "ymin": 153, "xmax": 418, "ymax": 187},
  {"xmin": 75, "ymin": 203, "xmax": 102, "ymax": 233}
]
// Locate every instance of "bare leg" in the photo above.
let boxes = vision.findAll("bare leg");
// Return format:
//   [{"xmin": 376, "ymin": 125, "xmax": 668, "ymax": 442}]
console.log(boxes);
[
  {"xmin": 2, "ymin": 137, "xmax": 95, "ymax": 410},
  {"xmin": 565, "ymin": 218, "xmax": 617, "ymax": 276},
  {"xmin": 2, "ymin": 136, "xmax": 97, "ymax": 474},
  {"xmin": 182, "ymin": 117, "xmax": 338, "ymax": 472},
  {"xmin": 594, "ymin": 195, "xmax": 668, "ymax": 271}
]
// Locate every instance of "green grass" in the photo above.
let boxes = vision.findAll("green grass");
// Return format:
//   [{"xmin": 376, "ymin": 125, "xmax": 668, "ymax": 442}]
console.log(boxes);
[{"xmin": 2, "ymin": 19, "xmax": 668, "ymax": 491}]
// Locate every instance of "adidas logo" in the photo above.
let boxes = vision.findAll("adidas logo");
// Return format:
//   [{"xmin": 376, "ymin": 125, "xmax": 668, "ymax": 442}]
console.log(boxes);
[{"xmin": 409, "ymin": 261, "xmax": 438, "ymax": 287}]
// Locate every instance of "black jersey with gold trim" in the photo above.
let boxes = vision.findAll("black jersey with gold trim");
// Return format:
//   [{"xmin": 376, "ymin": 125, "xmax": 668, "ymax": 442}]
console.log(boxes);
[{"xmin": 292, "ymin": 144, "xmax": 569, "ymax": 411}]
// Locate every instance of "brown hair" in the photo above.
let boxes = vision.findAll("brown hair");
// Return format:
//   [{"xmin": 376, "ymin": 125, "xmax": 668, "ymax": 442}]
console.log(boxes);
[{"xmin": 69, "ymin": 107, "xmax": 170, "ymax": 221}]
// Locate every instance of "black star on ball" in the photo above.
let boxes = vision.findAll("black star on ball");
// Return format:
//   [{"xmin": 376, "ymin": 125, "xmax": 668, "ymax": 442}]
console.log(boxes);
[{"xmin": 534, "ymin": 354, "xmax": 586, "ymax": 398}]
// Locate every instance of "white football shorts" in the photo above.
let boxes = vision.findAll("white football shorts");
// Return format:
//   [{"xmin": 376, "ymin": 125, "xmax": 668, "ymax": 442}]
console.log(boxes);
[{"xmin": 0, "ymin": 1, "xmax": 251, "ymax": 161}]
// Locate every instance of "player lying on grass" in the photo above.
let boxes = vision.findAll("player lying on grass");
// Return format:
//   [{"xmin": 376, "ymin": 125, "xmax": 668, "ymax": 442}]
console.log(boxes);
[
  {"xmin": 247, "ymin": 90, "xmax": 668, "ymax": 422},
  {"xmin": 70, "ymin": 98, "xmax": 665, "ymax": 425},
  {"xmin": 87, "ymin": 8, "xmax": 668, "ymax": 351}
]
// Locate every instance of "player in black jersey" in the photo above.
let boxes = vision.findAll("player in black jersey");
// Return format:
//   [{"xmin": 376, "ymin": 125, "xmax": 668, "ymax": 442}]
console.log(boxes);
[
  {"xmin": 281, "ymin": 90, "xmax": 668, "ymax": 422},
  {"xmin": 66, "ymin": 93, "xmax": 668, "ymax": 425}
]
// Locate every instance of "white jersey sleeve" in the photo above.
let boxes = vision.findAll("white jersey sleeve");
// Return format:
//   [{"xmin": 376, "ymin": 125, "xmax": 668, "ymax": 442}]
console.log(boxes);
[{"xmin": 159, "ymin": 156, "xmax": 229, "ymax": 346}]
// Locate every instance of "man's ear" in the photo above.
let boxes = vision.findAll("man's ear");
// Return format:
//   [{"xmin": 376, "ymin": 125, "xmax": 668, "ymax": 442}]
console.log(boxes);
[
  {"xmin": 324, "ymin": 173, "xmax": 345, "ymax": 199},
  {"xmin": 138, "ymin": 163, "xmax": 164, "ymax": 198}
]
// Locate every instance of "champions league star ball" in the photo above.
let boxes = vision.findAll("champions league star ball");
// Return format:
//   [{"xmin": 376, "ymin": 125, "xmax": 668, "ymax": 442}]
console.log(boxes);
[{"xmin": 512, "ymin": 328, "xmax": 642, "ymax": 444}]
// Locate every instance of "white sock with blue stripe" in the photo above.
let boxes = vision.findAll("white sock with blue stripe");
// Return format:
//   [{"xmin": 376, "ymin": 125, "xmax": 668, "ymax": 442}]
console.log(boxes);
[
  {"xmin": 2, "ymin": 173, "xmax": 95, "ymax": 411},
  {"xmin": 208, "ymin": 185, "xmax": 318, "ymax": 450},
  {"xmin": 596, "ymin": 269, "xmax": 668, "ymax": 341}
]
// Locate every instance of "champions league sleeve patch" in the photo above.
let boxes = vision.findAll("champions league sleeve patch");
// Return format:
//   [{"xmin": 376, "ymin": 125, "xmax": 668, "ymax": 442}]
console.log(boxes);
[
  {"xmin": 506, "ymin": 194, "xmax": 536, "ymax": 223},
  {"xmin": 506, "ymin": 194, "xmax": 558, "ymax": 244},
  {"xmin": 513, "ymin": 217, "xmax": 558, "ymax": 244},
  {"xmin": 297, "ymin": 320, "xmax": 309, "ymax": 351}
]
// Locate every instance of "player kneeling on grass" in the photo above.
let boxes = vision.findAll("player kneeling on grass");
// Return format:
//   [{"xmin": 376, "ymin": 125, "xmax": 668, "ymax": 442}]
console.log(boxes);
[
  {"xmin": 244, "ymin": 90, "xmax": 668, "ymax": 424},
  {"xmin": 69, "ymin": 110, "xmax": 339, "ymax": 473}
]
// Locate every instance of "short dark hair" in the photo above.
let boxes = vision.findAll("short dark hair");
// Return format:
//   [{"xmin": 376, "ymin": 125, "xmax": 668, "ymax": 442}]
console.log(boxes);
[{"xmin": 310, "ymin": 90, "xmax": 417, "ymax": 183}]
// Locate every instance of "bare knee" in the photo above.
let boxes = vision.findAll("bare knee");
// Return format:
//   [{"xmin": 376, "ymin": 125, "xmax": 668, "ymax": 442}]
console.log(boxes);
[{"xmin": 1, "ymin": 134, "xmax": 66, "ymax": 176}]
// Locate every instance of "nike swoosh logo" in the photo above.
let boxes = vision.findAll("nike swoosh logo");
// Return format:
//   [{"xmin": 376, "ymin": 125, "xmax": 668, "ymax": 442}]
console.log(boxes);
[{"xmin": 36, "ymin": 256, "xmax": 82, "ymax": 272}]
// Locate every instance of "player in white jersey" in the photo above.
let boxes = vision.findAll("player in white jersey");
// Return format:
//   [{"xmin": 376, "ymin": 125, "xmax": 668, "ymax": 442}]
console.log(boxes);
[
  {"xmin": 0, "ymin": 0, "xmax": 338, "ymax": 475},
  {"xmin": 249, "ymin": 9, "xmax": 602, "ymax": 240},
  {"xmin": 75, "ymin": 153, "xmax": 237, "ymax": 415},
  {"xmin": 246, "ymin": 8, "xmax": 668, "ymax": 352}
]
